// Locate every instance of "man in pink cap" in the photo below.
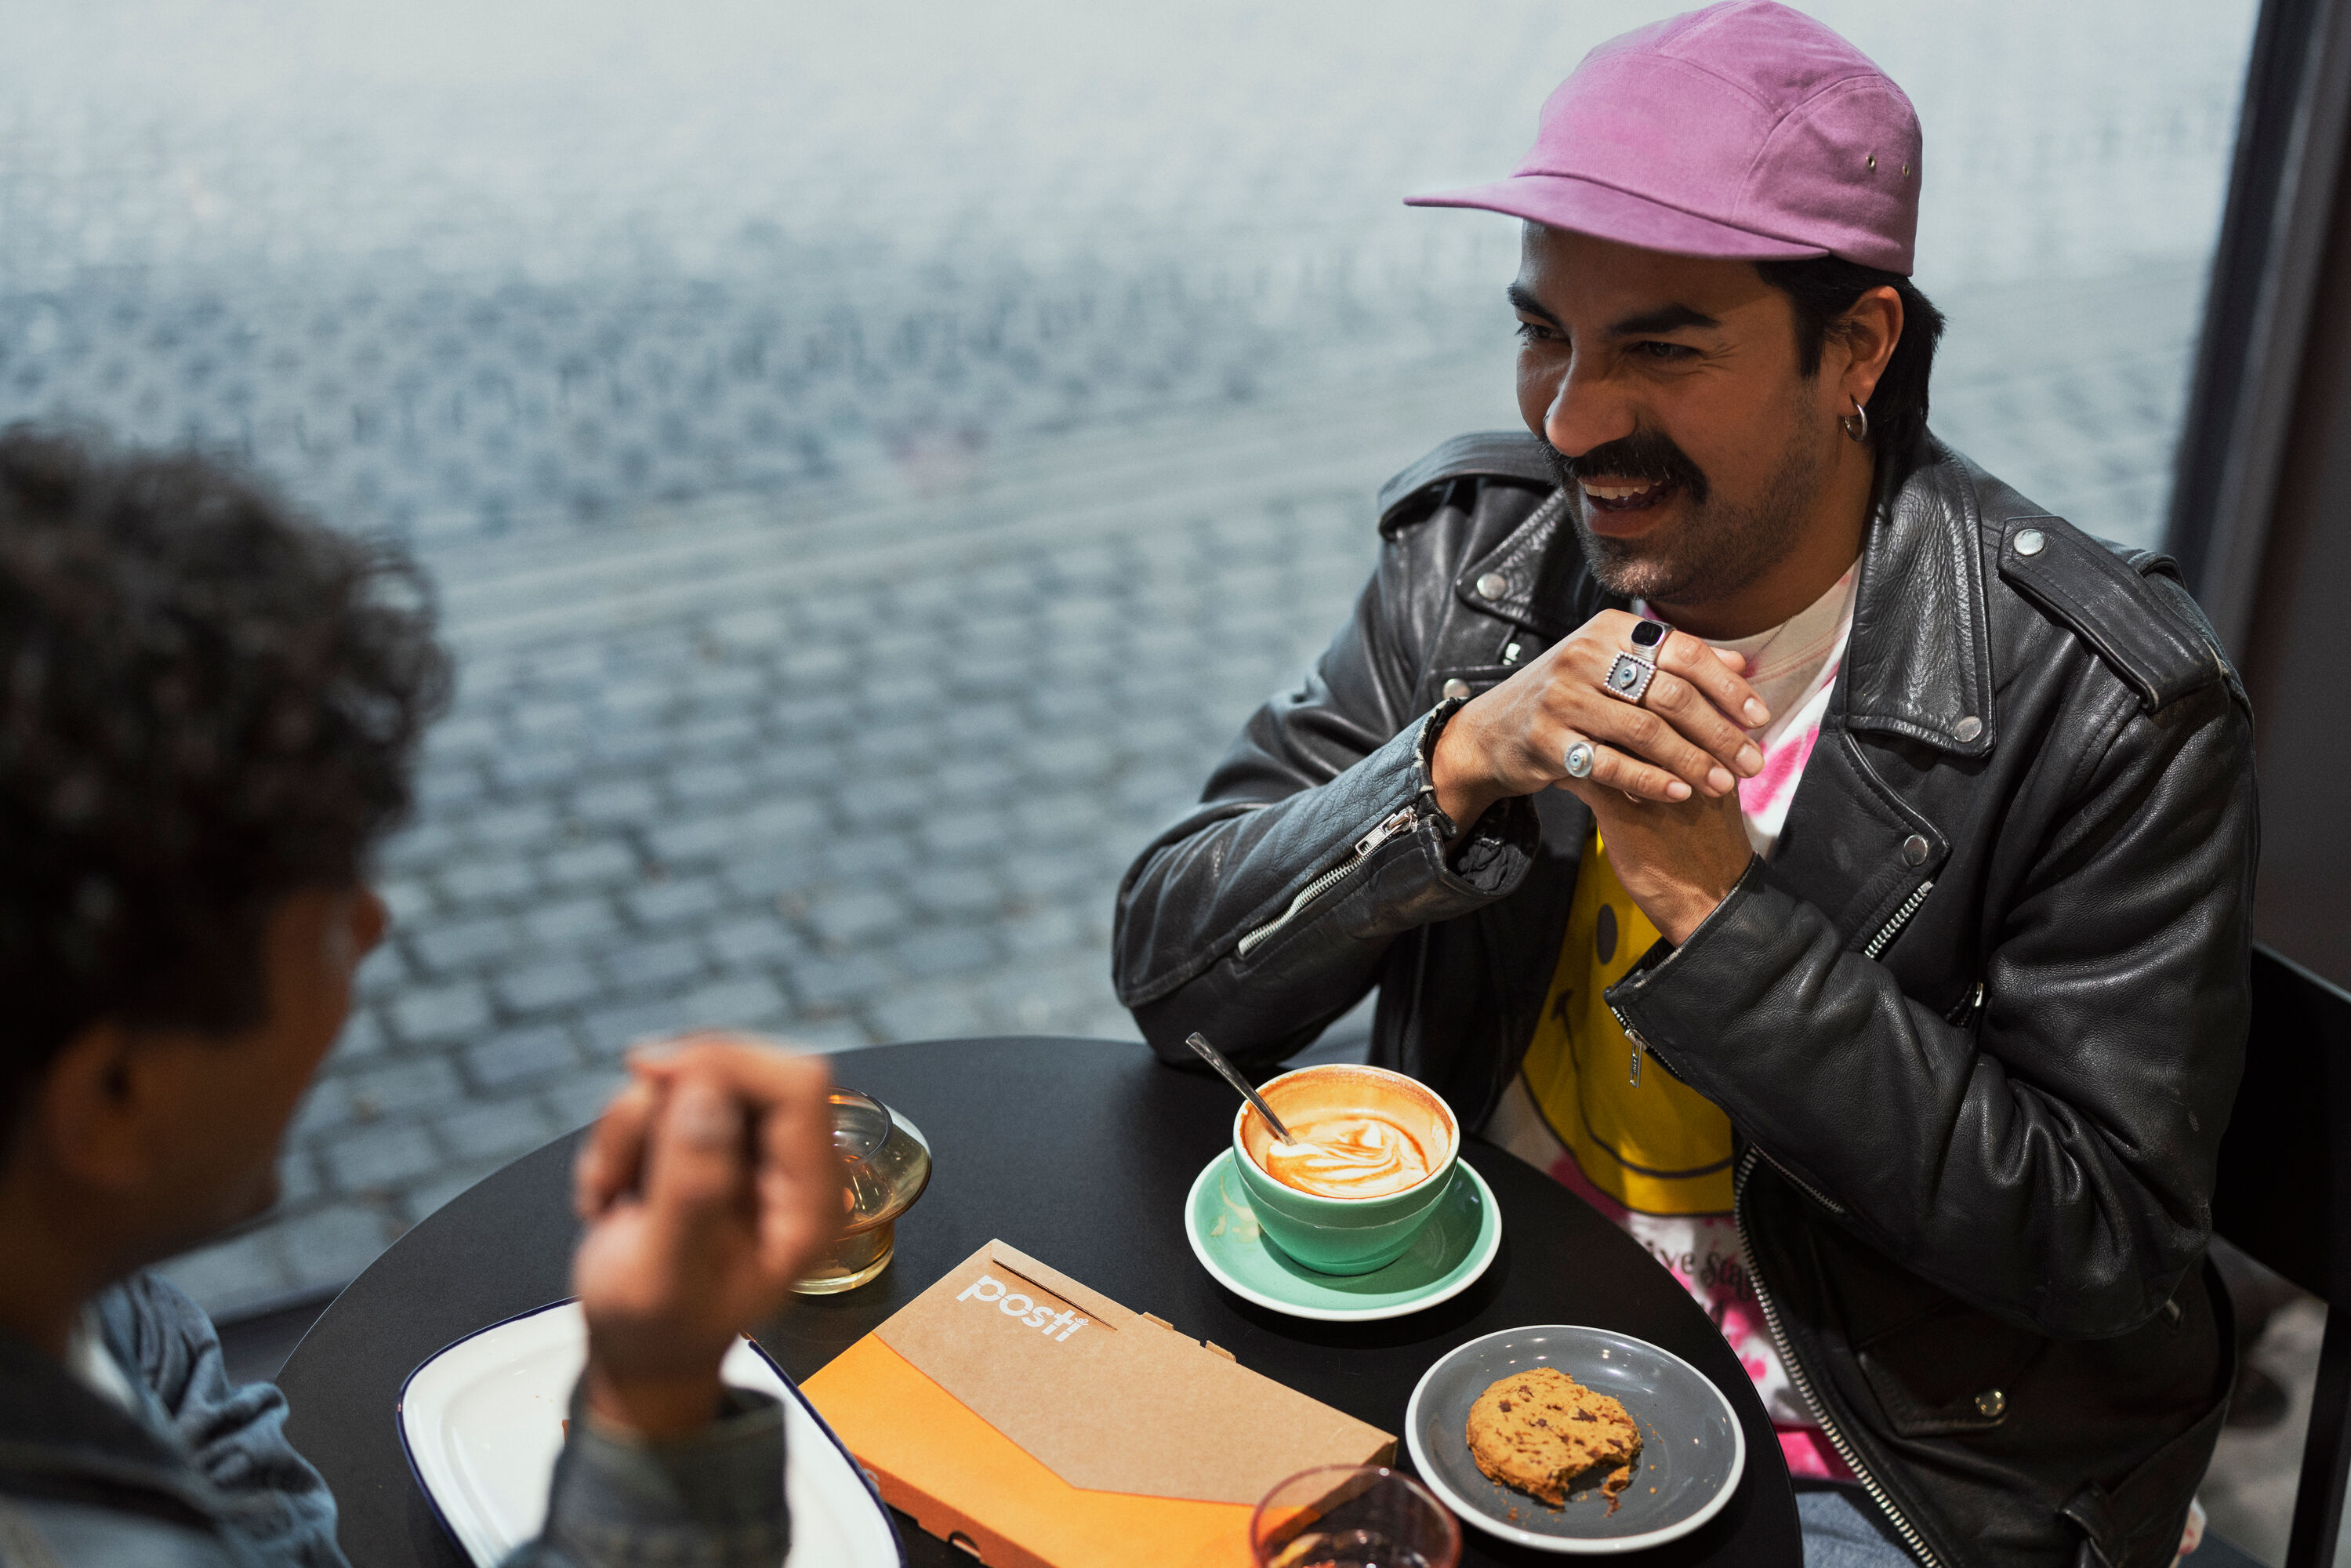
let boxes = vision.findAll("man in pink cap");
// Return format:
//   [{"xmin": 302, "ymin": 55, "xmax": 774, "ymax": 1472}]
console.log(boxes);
[{"xmin": 1119, "ymin": 4, "xmax": 2253, "ymax": 1563}]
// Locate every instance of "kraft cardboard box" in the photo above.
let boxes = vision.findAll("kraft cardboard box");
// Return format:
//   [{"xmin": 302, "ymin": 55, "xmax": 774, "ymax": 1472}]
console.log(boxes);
[{"xmin": 800, "ymin": 1240, "xmax": 1395, "ymax": 1567}]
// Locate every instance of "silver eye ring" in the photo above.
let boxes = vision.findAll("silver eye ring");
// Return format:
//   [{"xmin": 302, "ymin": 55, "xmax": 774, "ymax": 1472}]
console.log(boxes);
[{"xmin": 1602, "ymin": 651, "xmax": 1657, "ymax": 704}]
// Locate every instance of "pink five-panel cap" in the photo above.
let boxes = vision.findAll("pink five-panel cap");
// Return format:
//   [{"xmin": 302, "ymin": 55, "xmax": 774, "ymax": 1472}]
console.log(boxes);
[{"xmin": 1406, "ymin": 0, "xmax": 1921, "ymax": 275}]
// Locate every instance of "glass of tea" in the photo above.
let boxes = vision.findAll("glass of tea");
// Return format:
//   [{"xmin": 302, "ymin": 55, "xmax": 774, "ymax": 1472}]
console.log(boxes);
[
  {"xmin": 1251, "ymin": 1465, "xmax": 1461, "ymax": 1568},
  {"xmin": 790, "ymin": 1087, "xmax": 933, "ymax": 1295}
]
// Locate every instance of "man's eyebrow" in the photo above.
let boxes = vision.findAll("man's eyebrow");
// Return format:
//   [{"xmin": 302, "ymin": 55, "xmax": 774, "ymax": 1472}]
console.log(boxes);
[
  {"xmin": 1504, "ymin": 289, "xmax": 1722, "ymax": 338},
  {"xmin": 1506, "ymin": 284, "xmax": 1559, "ymax": 324},
  {"xmin": 1605, "ymin": 303, "xmax": 1720, "ymax": 337}
]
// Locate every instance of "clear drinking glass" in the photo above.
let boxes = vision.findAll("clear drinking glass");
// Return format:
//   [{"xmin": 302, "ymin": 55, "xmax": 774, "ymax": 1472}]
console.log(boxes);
[
  {"xmin": 791, "ymin": 1087, "xmax": 933, "ymax": 1295},
  {"xmin": 1251, "ymin": 1465, "xmax": 1462, "ymax": 1568}
]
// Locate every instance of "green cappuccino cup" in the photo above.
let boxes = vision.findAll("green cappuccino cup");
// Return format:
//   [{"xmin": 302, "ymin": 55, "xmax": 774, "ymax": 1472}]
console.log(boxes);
[{"xmin": 1230, "ymin": 1064, "xmax": 1460, "ymax": 1276}]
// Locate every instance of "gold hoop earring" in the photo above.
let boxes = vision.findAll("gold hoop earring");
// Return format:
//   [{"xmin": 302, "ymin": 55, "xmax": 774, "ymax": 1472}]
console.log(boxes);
[{"xmin": 1840, "ymin": 397, "xmax": 1870, "ymax": 443}]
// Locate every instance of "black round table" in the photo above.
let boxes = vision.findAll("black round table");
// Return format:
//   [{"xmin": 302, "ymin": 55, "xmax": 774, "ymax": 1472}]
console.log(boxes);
[{"xmin": 279, "ymin": 1037, "xmax": 1798, "ymax": 1566}]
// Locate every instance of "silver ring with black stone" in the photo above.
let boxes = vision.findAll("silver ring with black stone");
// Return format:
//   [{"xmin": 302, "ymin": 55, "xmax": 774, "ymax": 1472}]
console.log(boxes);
[
  {"xmin": 1562, "ymin": 739, "xmax": 1597, "ymax": 779},
  {"xmin": 1602, "ymin": 651, "xmax": 1658, "ymax": 703}
]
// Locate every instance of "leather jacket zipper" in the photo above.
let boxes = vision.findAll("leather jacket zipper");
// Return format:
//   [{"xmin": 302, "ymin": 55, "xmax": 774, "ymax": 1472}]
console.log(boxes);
[
  {"xmin": 1751, "ymin": 1143, "xmax": 1847, "ymax": 1216},
  {"xmin": 1863, "ymin": 879, "xmax": 1934, "ymax": 960},
  {"xmin": 1735, "ymin": 1148, "xmax": 1943, "ymax": 1568},
  {"xmin": 1610, "ymin": 1004, "xmax": 1653, "ymax": 1087},
  {"xmin": 1236, "ymin": 805, "xmax": 1418, "ymax": 958}
]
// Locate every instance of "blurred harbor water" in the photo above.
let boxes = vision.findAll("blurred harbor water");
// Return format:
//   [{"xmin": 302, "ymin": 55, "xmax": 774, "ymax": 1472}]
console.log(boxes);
[{"xmin": 0, "ymin": 0, "xmax": 2260, "ymax": 1334}]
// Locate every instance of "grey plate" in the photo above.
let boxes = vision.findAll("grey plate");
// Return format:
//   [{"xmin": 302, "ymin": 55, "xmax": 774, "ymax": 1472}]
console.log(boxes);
[{"xmin": 1404, "ymin": 1325, "xmax": 1746, "ymax": 1553}]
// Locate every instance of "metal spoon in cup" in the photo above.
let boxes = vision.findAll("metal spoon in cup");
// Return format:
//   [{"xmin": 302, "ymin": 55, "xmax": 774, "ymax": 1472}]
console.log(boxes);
[{"xmin": 1185, "ymin": 1032, "xmax": 1298, "ymax": 1146}]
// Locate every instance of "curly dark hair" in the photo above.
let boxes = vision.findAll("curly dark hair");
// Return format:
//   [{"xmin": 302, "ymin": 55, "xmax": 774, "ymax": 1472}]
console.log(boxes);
[
  {"xmin": 1753, "ymin": 256, "xmax": 1946, "ymax": 456},
  {"xmin": 0, "ymin": 423, "xmax": 451, "ymax": 1143}
]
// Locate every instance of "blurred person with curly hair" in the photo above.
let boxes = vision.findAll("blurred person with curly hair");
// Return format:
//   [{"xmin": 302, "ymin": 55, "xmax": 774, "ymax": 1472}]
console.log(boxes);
[{"xmin": 0, "ymin": 425, "xmax": 841, "ymax": 1567}]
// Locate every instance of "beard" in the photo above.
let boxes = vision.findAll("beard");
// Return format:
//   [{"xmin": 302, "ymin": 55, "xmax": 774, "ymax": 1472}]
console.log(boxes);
[{"xmin": 1544, "ymin": 397, "xmax": 1828, "ymax": 608}]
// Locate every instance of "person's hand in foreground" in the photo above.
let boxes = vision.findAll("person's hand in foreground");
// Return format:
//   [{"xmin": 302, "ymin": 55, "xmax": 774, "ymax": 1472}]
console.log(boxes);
[{"xmin": 570, "ymin": 1036, "xmax": 839, "ymax": 1438}]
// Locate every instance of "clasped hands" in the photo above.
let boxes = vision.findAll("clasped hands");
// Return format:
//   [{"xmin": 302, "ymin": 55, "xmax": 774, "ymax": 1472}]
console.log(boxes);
[
  {"xmin": 1431, "ymin": 610, "xmax": 1766, "ymax": 945},
  {"xmin": 568, "ymin": 1035, "xmax": 840, "ymax": 1439}
]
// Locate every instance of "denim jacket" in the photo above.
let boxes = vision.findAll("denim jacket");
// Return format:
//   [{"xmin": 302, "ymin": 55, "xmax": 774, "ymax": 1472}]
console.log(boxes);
[{"xmin": 0, "ymin": 1272, "xmax": 786, "ymax": 1567}]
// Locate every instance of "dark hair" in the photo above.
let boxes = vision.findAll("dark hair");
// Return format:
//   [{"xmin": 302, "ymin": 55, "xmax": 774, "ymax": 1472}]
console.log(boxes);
[
  {"xmin": 0, "ymin": 424, "xmax": 451, "ymax": 1142},
  {"xmin": 1752, "ymin": 256, "xmax": 1946, "ymax": 456}
]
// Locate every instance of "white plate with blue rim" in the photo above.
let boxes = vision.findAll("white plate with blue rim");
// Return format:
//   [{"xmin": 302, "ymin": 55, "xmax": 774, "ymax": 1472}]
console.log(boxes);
[{"xmin": 397, "ymin": 1298, "xmax": 902, "ymax": 1566}]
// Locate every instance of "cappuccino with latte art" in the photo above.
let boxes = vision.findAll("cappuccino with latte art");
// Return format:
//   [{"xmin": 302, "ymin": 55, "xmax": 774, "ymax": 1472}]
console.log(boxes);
[
  {"xmin": 1229, "ymin": 1063, "xmax": 1463, "ymax": 1273},
  {"xmin": 1261, "ymin": 1113, "xmax": 1435, "ymax": 1198},
  {"xmin": 1238, "ymin": 1064, "xmax": 1455, "ymax": 1200}
]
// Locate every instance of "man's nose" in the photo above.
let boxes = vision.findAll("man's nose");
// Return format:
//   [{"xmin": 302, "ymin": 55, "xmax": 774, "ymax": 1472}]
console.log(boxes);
[{"xmin": 1540, "ymin": 358, "xmax": 1638, "ymax": 465}]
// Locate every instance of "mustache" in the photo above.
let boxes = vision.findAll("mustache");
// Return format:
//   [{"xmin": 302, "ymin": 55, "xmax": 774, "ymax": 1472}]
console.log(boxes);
[{"xmin": 1544, "ymin": 430, "xmax": 1709, "ymax": 506}]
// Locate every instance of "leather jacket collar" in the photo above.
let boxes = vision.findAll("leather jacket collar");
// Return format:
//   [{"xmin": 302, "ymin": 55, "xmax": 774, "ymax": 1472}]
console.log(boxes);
[{"xmin": 1845, "ymin": 441, "xmax": 1998, "ymax": 759}]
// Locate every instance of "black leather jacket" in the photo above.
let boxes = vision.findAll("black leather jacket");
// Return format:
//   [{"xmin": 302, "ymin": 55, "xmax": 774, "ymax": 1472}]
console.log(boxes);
[{"xmin": 1113, "ymin": 430, "xmax": 2256, "ymax": 1568}]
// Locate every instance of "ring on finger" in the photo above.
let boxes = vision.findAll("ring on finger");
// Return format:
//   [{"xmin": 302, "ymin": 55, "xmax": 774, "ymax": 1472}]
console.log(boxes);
[
  {"xmin": 1563, "ymin": 738, "xmax": 1597, "ymax": 779},
  {"xmin": 1601, "ymin": 650, "xmax": 1657, "ymax": 703},
  {"xmin": 1602, "ymin": 618, "xmax": 1671, "ymax": 705}
]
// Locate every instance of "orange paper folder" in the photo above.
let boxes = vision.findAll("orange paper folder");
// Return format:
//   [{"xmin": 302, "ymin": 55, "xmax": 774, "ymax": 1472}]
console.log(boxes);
[{"xmin": 800, "ymin": 1240, "xmax": 1396, "ymax": 1567}]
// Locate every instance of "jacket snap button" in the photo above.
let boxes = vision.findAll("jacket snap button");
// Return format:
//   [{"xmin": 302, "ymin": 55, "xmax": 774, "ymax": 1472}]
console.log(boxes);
[
  {"xmin": 1442, "ymin": 678, "xmax": 1472, "ymax": 702},
  {"xmin": 1952, "ymin": 715, "xmax": 1983, "ymax": 743},
  {"xmin": 1475, "ymin": 572, "xmax": 1509, "ymax": 600},
  {"xmin": 2013, "ymin": 528, "xmax": 2046, "ymax": 557},
  {"xmin": 1902, "ymin": 833, "xmax": 1930, "ymax": 866},
  {"xmin": 1975, "ymin": 1388, "xmax": 2007, "ymax": 1419}
]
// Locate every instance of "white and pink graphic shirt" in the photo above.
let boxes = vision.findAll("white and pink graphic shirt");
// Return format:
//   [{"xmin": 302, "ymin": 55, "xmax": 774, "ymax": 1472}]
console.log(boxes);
[{"xmin": 1708, "ymin": 560, "xmax": 1859, "ymax": 858}]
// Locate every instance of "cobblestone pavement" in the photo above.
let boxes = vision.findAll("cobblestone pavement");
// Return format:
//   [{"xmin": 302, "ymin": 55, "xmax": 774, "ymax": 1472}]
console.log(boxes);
[
  {"xmin": 0, "ymin": 0, "xmax": 2253, "ymax": 547},
  {"xmin": 0, "ymin": 1, "xmax": 2255, "ymax": 1311}
]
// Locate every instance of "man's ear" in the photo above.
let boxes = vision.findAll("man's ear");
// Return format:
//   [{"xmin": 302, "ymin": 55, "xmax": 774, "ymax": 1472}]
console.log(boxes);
[
  {"xmin": 1835, "ymin": 285, "xmax": 1905, "ymax": 412},
  {"xmin": 33, "ymin": 1020, "xmax": 155, "ymax": 1192}
]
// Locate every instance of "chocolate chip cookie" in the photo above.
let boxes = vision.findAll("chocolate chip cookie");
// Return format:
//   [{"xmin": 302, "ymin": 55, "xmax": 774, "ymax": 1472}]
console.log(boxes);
[{"xmin": 1464, "ymin": 1366, "xmax": 1643, "ymax": 1512}]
